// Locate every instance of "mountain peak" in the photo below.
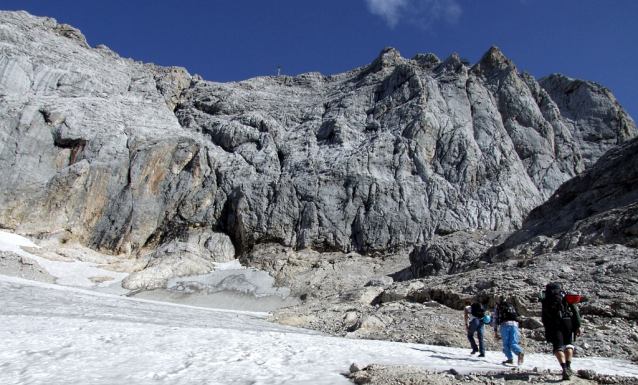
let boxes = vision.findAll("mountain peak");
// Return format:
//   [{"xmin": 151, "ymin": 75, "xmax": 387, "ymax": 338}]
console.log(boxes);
[
  {"xmin": 367, "ymin": 47, "xmax": 404, "ymax": 72},
  {"xmin": 474, "ymin": 45, "xmax": 516, "ymax": 75}
]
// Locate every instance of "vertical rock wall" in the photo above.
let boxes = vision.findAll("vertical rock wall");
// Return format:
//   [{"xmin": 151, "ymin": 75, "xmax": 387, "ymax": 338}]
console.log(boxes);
[{"xmin": 0, "ymin": 11, "xmax": 635, "ymax": 264}]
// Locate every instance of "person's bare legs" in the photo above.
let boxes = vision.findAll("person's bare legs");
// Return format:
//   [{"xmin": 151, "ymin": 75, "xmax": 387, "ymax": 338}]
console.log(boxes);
[
  {"xmin": 554, "ymin": 350, "xmax": 565, "ymax": 364},
  {"xmin": 564, "ymin": 348, "xmax": 574, "ymax": 375},
  {"xmin": 555, "ymin": 349, "xmax": 574, "ymax": 379},
  {"xmin": 565, "ymin": 348, "xmax": 574, "ymax": 363}
]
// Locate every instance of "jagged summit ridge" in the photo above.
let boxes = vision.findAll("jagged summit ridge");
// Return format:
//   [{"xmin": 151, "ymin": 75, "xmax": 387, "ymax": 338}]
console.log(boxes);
[{"xmin": 0, "ymin": 11, "xmax": 635, "ymax": 284}]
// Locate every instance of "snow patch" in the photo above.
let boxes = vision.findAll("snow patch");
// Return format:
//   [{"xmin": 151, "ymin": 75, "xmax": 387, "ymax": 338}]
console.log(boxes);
[
  {"xmin": 0, "ymin": 230, "xmax": 298, "ymax": 311},
  {"xmin": 1, "ymin": 275, "xmax": 637, "ymax": 385},
  {"xmin": 0, "ymin": 230, "xmax": 128, "ymax": 294}
]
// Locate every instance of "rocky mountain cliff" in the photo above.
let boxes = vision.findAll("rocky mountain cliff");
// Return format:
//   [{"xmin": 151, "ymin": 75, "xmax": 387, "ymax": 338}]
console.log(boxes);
[
  {"xmin": 0, "ymin": 11, "xmax": 636, "ymax": 288},
  {"xmin": 269, "ymin": 137, "xmax": 638, "ymax": 362},
  {"xmin": 492, "ymin": 136, "xmax": 638, "ymax": 258}
]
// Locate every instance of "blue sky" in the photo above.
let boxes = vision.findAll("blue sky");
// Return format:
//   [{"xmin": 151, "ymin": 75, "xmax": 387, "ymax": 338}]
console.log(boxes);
[{"xmin": 3, "ymin": 1, "xmax": 638, "ymax": 120}]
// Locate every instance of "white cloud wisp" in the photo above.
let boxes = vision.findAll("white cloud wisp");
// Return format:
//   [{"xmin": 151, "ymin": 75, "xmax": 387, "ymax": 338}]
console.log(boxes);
[
  {"xmin": 365, "ymin": 0, "xmax": 408, "ymax": 28},
  {"xmin": 365, "ymin": 0, "xmax": 462, "ymax": 29}
]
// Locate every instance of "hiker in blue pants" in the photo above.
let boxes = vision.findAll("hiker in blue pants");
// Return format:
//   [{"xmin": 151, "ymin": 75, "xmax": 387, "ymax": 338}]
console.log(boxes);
[{"xmin": 493, "ymin": 299, "xmax": 524, "ymax": 365}]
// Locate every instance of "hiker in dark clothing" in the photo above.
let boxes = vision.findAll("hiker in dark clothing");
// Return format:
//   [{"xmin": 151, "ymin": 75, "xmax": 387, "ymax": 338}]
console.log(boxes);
[
  {"xmin": 493, "ymin": 299, "xmax": 524, "ymax": 366},
  {"xmin": 464, "ymin": 300, "xmax": 486, "ymax": 357},
  {"xmin": 541, "ymin": 282, "xmax": 583, "ymax": 380}
]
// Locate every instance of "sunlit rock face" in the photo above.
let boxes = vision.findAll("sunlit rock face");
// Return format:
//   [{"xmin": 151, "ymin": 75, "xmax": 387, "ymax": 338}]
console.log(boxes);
[
  {"xmin": 409, "ymin": 137, "xmax": 638, "ymax": 278},
  {"xmin": 0, "ymin": 11, "xmax": 635, "ymax": 263},
  {"xmin": 490, "ymin": 136, "xmax": 638, "ymax": 260}
]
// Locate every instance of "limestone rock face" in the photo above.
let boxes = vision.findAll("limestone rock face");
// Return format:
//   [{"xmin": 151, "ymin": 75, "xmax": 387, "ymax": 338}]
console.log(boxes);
[
  {"xmin": 412, "ymin": 136, "xmax": 638, "ymax": 277},
  {"xmin": 172, "ymin": 45, "xmax": 635, "ymax": 255},
  {"xmin": 0, "ymin": 11, "xmax": 197, "ymax": 254},
  {"xmin": 493, "ymin": 137, "xmax": 638, "ymax": 259},
  {"xmin": 539, "ymin": 73, "xmax": 636, "ymax": 168},
  {"xmin": 0, "ymin": 11, "xmax": 636, "ymax": 267}
]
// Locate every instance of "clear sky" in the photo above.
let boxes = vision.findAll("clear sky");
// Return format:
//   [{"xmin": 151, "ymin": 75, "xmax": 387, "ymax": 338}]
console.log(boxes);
[{"xmin": 3, "ymin": 1, "xmax": 637, "ymax": 120}]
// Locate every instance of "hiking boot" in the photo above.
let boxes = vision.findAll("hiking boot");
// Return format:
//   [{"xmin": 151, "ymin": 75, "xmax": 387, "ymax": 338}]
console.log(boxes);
[
  {"xmin": 502, "ymin": 359, "xmax": 514, "ymax": 365},
  {"xmin": 517, "ymin": 352, "xmax": 525, "ymax": 365},
  {"xmin": 562, "ymin": 368, "xmax": 572, "ymax": 380},
  {"xmin": 478, "ymin": 353, "xmax": 485, "ymax": 357},
  {"xmin": 565, "ymin": 367, "xmax": 574, "ymax": 378},
  {"xmin": 470, "ymin": 349, "xmax": 478, "ymax": 355}
]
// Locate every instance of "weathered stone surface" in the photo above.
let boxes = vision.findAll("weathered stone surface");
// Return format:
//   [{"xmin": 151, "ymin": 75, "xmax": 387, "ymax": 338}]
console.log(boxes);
[
  {"xmin": 0, "ymin": 11, "xmax": 195, "ymax": 260},
  {"xmin": 539, "ymin": 73, "xmax": 637, "ymax": 168},
  {"xmin": 0, "ymin": 11, "xmax": 636, "ymax": 287},
  {"xmin": 0, "ymin": 251, "xmax": 56, "ymax": 283},
  {"xmin": 122, "ymin": 230, "xmax": 235, "ymax": 290},
  {"xmin": 273, "ymin": 244, "xmax": 638, "ymax": 361},
  {"xmin": 268, "ymin": 133, "xmax": 638, "ymax": 364},
  {"xmin": 241, "ymin": 243, "xmax": 411, "ymax": 300},
  {"xmin": 492, "ymin": 137, "xmax": 638, "ymax": 260},
  {"xmin": 348, "ymin": 364, "xmax": 638, "ymax": 385},
  {"xmin": 409, "ymin": 230, "xmax": 508, "ymax": 277},
  {"xmin": 172, "ymin": 44, "xmax": 635, "ymax": 256}
]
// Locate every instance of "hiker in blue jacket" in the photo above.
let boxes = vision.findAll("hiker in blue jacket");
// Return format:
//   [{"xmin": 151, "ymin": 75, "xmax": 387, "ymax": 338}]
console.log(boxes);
[{"xmin": 493, "ymin": 299, "xmax": 524, "ymax": 366}]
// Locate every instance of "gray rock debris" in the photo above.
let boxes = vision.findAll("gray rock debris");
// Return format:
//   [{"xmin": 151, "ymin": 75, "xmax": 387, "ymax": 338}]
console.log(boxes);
[
  {"xmin": 348, "ymin": 364, "xmax": 638, "ymax": 384},
  {"xmin": 271, "ymin": 244, "xmax": 638, "ymax": 361},
  {"xmin": 409, "ymin": 230, "xmax": 509, "ymax": 278}
]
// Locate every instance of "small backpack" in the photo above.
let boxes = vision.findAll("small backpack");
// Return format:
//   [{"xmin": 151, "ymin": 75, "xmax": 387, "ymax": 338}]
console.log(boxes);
[
  {"xmin": 471, "ymin": 302, "xmax": 485, "ymax": 318},
  {"xmin": 498, "ymin": 300, "xmax": 518, "ymax": 323}
]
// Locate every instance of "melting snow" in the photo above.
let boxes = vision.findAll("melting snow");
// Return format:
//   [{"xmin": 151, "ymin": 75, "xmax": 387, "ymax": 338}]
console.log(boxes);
[{"xmin": 1, "ymin": 231, "xmax": 637, "ymax": 384}]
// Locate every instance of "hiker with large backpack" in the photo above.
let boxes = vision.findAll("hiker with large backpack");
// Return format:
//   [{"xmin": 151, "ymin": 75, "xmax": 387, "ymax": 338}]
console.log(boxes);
[
  {"xmin": 464, "ymin": 300, "xmax": 487, "ymax": 357},
  {"xmin": 541, "ymin": 282, "xmax": 583, "ymax": 380},
  {"xmin": 493, "ymin": 298, "xmax": 525, "ymax": 366}
]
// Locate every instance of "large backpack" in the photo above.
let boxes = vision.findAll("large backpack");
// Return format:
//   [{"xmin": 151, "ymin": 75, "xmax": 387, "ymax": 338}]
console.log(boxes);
[
  {"xmin": 471, "ymin": 302, "xmax": 485, "ymax": 318},
  {"xmin": 541, "ymin": 282, "xmax": 573, "ymax": 327},
  {"xmin": 498, "ymin": 300, "xmax": 518, "ymax": 323}
]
